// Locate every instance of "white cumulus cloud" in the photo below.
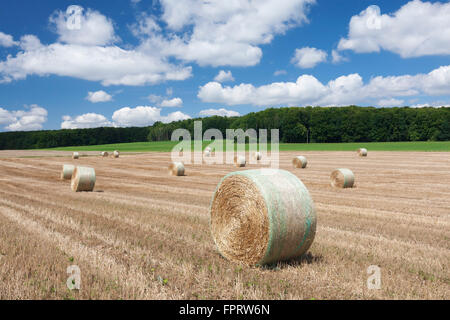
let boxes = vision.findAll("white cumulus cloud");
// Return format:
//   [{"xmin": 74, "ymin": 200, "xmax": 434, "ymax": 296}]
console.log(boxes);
[
  {"xmin": 0, "ymin": 31, "xmax": 18, "ymax": 47},
  {"xmin": 160, "ymin": 97, "xmax": 183, "ymax": 108},
  {"xmin": 50, "ymin": 6, "xmax": 117, "ymax": 46},
  {"xmin": 338, "ymin": 1, "xmax": 450, "ymax": 58},
  {"xmin": 214, "ymin": 70, "xmax": 235, "ymax": 83},
  {"xmin": 0, "ymin": 6, "xmax": 192, "ymax": 86},
  {"xmin": 291, "ymin": 47, "xmax": 327, "ymax": 68},
  {"xmin": 112, "ymin": 106, "xmax": 190, "ymax": 127},
  {"xmin": 199, "ymin": 108, "xmax": 240, "ymax": 117},
  {"xmin": 61, "ymin": 113, "xmax": 113, "ymax": 129},
  {"xmin": 0, "ymin": 105, "xmax": 47, "ymax": 131},
  {"xmin": 86, "ymin": 90, "xmax": 113, "ymax": 103},
  {"xmin": 137, "ymin": 0, "xmax": 316, "ymax": 67},
  {"xmin": 198, "ymin": 64, "xmax": 450, "ymax": 107}
]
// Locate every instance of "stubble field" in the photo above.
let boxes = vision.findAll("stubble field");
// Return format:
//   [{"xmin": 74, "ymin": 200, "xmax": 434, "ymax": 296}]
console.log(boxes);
[{"xmin": 0, "ymin": 150, "xmax": 449, "ymax": 300}]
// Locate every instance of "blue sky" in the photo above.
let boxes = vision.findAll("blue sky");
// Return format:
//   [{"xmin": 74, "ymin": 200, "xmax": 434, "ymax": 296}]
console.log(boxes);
[{"xmin": 0, "ymin": 0, "xmax": 449, "ymax": 131}]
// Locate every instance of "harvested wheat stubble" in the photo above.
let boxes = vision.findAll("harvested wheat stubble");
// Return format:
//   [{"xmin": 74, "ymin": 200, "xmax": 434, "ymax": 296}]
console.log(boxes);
[
  {"xmin": 72, "ymin": 152, "xmax": 79, "ymax": 160},
  {"xmin": 358, "ymin": 148, "xmax": 368, "ymax": 157},
  {"xmin": 101, "ymin": 151, "xmax": 109, "ymax": 157},
  {"xmin": 254, "ymin": 152, "xmax": 262, "ymax": 161},
  {"xmin": 210, "ymin": 169, "xmax": 317, "ymax": 266},
  {"xmin": 331, "ymin": 168, "xmax": 355, "ymax": 188},
  {"xmin": 60, "ymin": 164, "xmax": 75, "ymax": 180},
  {"xmin": 234, "ymin": 155, "xmax": 246, "ymax": 167},
  {"xmin": 169, "ymin": 162, "xmax": 185, "ymax": 176},
  {"xmin": 113, "ymin": 150, "xmax": 120, "ymax": 158},
  {"xmin": 71, "ymin": 166, "xmax": 96, "ymax": 192},
  {"xmin": 293, "ymin": 156, "xmax": 308, "ymax": 168}
]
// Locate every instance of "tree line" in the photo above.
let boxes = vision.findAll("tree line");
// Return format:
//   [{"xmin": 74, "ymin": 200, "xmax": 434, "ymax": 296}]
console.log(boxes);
[{"xmin": 0, "ymin": 106, "xmax": 448, "ymax": 150}]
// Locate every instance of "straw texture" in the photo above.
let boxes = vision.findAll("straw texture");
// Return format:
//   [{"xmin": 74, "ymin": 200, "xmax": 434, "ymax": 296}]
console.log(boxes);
[
  {"xmin": 234, "ymin": 155, "xmax": 246, "ymax": 167},
  {"xmin": 60, "ymin": 164, "xmax": 75, "ymax": 180},
  {"xmin": 71, "ymin": 166, "xmax": 96, "ymax": 192},
  {"xmin": 293, "ymin": 156, "xmax": 307, "ymax": 168},
  {"xmin": 210, "ymin": 169, "xmax": 317, "ymax": 266},
  {"xmin": 331, "ymin": 168, "xmax": 355, "ymax": 188},
  {"xmin": 358, "ymin": 148, "xmax": 368, "ymax": 157},
  {"xmin": 169, "ymin": 162, "xmax": 185, "ymax": 176}
]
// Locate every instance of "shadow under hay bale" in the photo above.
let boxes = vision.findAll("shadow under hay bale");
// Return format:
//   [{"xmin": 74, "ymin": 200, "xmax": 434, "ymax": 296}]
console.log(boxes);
[
  {"xmin": 210, "ymin": 169, "xmax": 317, "ymax": 266},
  {"xmin": 293, "ymin": 156, "xmax": 307, "ymax": 168},
  {"xmin": 71, "ymin": 166, "xmax": 96, "ymax": 192},
  {"xmin": 331, "ymin": 168, "xmax": 355, "ymax": 188}
]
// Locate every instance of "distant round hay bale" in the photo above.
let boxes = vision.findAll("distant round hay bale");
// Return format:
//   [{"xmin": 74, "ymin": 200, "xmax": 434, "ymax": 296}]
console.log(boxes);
[
  {"xmin": 292, "ymin": 156, "xmax": 307, "ymax": 168},
  {"xmin": 254, "ymin": 152, "xmax": 262, "ymax": 161},
  {"xmin": 357, "ymin": 148, "xmax": 368, "ymax": 157},
  {"xmin": 204, "ymin": 149, "xmax": 211, "ymax": 157},
  {"xmin": 71, "ymin": 166, "xmax": 96, "ymax": 192},
  {"xmin": 72, "ymin": 152, "xmax": 79, "ymax": 160},
  {"xmin": 234, "ymin": 155, "xmax": 246, "ymax": 167},
  {"xmin": 210, "ymin": 169, "xmax": 316, "ymax": 266},
  {"xmin": 179, "ymin": 147, "xmax": 183, "ymax": 156},
  {"xmin": 101, "ymin": 151, "xmax": 109, "ymax": 158},
  {"xmin": 60, "ymin": 164, "xmax": 75, "ymax": 180},
  {"xmin": 113, "ymin": 150, "xmax": 120, "ymax": 158},
  {"xmin": 331, "ymin": 168, "xmax": 355, "ymax": 188},
  {"xmin": 169, "ymin": 162, "xmax": 185, "ymax": 176}
]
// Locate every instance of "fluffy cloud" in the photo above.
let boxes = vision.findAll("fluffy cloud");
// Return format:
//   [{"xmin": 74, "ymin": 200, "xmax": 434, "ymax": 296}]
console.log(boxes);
[
  {"xmin": 331, "ymin": 50, "xmax": 347, "ymax": 64},
  {"xmin": 0, "ymin": 31, "xmax": 17, "ymax": 47},
  {"xmin": 50, "ymin": 6, "xmax": 117, "ymax": 46},
  {"xmin": 214, "ymin": 70, "xmax": 235, "ymax": 83},
  {"xmin": 0, "ymin": 105, "xmax": 47, "ymax": 131},
  {"xmin": 112, "ymin": 106, "xmax": 190, "ymax": 127},
  {"xmin": 160, "ymin": 97, "xmax": 183, "ymax": 108},
  {"xmin": 0, "ymin": 6, "xmax": 192, "ymax": 86},
  {"xmin": 199, "ymin": 108, "xmax": 240, "ymax": 117},
  {"xmin": 291, "ymin": 47, "xmax": 327, "ymax": 68},
  {"xmin": 137, "ymin": 0, "xmax": 316, "ymax": 67},
  {"xmin": 86, "ymin": 90, "xmax": 113, "ymax": 103},
  {"xmin": 198, "ymin": 64, "xmax": 450, "ymax": 107},
  {"xmin": 61, "ymin": 113, "xmax": 112, "ymax": 129},
  {"xmin": 338, "ymin": 1, "xmax": 450, "ymax": 58}
]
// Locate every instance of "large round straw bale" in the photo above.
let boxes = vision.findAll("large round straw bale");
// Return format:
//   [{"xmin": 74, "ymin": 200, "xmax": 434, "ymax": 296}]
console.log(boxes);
[
  {"xmin": 210, "ymin": 169, "xmax": 316, "ymax": 266},
  {"xmin": 71, "ymin": 166, "xmax": 96, "ymax": 192},
  {"xmin": 60, "ymin": 164, "xmax": 75, "ymax": 180},
  {"xmin": 72, "ymin": 152, "xmax": 79, "ymax": 160},
  {"xmin": 101, "ymin": 151, "xmax": 109, "ymax": 158},
  {"xmin": 234, "ymin": 155, "xmax": 246, "ymax": 167},
  {"xmin": 357, "ymin": 148, "xmax": 368, "ymax": 157},
  {"xmin": 254, "ymin": 152, "xmax": 262, "ymax": 161},
  {"xmin": 169, "ymin": 162, "xmax": 185, "ymax": 176},
  {"xmin": 292, "ymin": 156, "xmax": 307, "ymax": 168},
  {"xmin": 113, "ymin": 150, "xmax": 120, "ymax": 158},
  {"xmin": 331, "ymin": 168, "xmax": 355, "ymax": 188}
]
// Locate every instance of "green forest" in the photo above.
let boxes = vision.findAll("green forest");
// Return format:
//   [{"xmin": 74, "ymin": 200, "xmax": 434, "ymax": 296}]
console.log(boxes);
[{"xmin": 0, "ymin": 106, "xmax": 449, "ymax": 150}]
